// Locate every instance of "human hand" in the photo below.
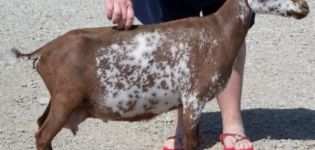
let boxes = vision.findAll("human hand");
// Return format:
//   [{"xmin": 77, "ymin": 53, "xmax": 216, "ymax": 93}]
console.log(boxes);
[{"xmin": 105, "ymin": 0, "xmax": 134, "ymax": 30}]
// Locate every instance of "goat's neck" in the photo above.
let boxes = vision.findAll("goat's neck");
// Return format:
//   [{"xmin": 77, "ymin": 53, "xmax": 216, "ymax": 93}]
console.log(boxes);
[
  {"xmin": 216, "ymin": 0, "xmax": 253, "ymax": 34},
  {"xmin": 211, "ymin": 0, "xmax": 253, "ymax": 59}
]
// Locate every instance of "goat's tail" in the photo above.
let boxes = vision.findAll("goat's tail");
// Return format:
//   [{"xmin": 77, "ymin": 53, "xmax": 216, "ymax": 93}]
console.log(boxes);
[{"xmin": 0, "ymin": 48, "xmax": 41, "ymax": 68}]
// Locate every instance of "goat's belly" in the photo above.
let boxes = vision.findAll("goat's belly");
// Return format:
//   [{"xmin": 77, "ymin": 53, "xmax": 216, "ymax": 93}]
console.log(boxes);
[{"xmin": 101, "ymin": 88, "xmax": 181, "ymax": 119}]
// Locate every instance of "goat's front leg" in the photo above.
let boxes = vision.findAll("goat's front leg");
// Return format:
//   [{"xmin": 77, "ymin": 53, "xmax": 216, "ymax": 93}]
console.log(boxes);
[{"xmin": 181, "ymin": 94, "xmax": 205, "ymax": 150}]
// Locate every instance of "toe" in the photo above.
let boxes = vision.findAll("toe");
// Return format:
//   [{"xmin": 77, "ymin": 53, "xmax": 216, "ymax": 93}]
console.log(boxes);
[
  {"xmin": 235, "ymin": 139, "xmax": 252, "ymax": 150},
  {"xmin": 163, "ymin": 136, "xmax": 184, "ymax": 150}
]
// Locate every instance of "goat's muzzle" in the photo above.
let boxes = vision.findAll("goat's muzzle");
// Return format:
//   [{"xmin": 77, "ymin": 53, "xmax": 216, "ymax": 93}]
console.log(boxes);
[{"xmin": 292, "ymin": 0, "xmax": 309, "ymax": 19}]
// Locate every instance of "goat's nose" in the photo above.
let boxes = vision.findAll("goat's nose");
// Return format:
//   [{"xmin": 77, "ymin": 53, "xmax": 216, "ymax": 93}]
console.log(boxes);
[
  {"xmin": 301, "ymin": 1, "xmax": 309, "ymax": 12},
  {"xmin": 295, "ymin": 1, "xmax": 309, "ymax": 19}
]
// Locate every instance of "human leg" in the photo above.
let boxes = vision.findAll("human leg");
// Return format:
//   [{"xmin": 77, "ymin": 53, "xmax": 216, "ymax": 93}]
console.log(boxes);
[{"xmin": 216, "ymin": 43, "xmax": 253, "ymax": 150}]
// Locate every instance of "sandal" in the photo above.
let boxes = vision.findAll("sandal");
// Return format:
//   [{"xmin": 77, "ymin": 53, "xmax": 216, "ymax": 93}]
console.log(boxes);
[{"xmin": 219, "ymin": 133, "xmax": 254, "ymax": 150}]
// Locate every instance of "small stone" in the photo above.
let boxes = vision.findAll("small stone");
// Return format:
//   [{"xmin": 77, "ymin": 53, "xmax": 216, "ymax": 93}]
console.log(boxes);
[
  {"xmin": 37, "ymin": 97, "xmax": 49, "ymax": 105},
  {"xmin": 302, "ymin": 42, "xmax": 308, "ymax": 46},
  {"xmin": 87, "ymin": 136, "xmax": 95, "ymax": 141},
  {"xmin": 18, "ymin": 129, "xmax": 26, "ymax": 133}
]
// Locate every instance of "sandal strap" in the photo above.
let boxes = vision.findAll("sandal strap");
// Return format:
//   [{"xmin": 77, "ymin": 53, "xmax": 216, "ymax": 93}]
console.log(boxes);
[{"xmin": 219, "ymin": 133, "xmax": 250, "ymax": 143}]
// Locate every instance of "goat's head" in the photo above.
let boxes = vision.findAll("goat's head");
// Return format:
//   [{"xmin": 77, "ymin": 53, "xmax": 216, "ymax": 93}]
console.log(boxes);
[{"xmin": 247, "ymin": 0, "xmax": 309, "ymax": 19}]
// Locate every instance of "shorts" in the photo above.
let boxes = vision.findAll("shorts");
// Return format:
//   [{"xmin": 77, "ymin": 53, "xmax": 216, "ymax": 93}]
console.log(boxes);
[{"xmin": 132, "ymin": 0, "xmax": 255, "ymax": 27}]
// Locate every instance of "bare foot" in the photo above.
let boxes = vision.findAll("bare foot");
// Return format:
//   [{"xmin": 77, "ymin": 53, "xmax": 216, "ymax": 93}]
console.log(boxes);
[{"xmin": 162, "ymin": 136, "xmax": 184, "ymax": 150}]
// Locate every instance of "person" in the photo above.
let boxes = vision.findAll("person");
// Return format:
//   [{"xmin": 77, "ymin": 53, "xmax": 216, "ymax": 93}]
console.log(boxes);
[{"xmin": 104, "ymin": 0, "xmax": 254, "ymax": 149}]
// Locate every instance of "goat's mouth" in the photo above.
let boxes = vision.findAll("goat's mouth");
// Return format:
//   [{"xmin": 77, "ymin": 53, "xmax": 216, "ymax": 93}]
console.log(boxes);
[{"xmin": 290, "ymin": 1, "xmax": 309, "ymax": 19}]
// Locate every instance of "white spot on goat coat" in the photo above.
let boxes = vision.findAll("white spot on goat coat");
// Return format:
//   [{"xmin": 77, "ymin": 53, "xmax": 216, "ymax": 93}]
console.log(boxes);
[
  {"xmin": 182, "ymin": 92, "xmax": 205, "ymax": 129},
  {"xmin": 129, "ymin": 31, "xmax": 161, "ymax": 61},
  {"xmin": 239, "ymin": 0, "xmax": 251, "ymax": 23},
  {"xmin": 95, "ymin": 31, "xmax": 193, "ymax": 118},
  {"xmin": 211, "ymin": 72, "xmax": 220, "ymax": 83}
]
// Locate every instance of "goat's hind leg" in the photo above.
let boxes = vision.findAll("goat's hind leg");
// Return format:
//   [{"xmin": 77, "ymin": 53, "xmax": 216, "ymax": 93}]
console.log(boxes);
[
  {"xmin": 37, "ymin": 101, "xmax": 51, "ymax": 128},
  {"xmin": 182, "ymin": 95, "xmax": 205, "ymax": 150},
  {"xmin": 36, "ymin": 101, "xmax": 52, "ymax": 149},
  {"xmin": 35, "ymin": 94, "xmax": 82, "ymax": 150}
]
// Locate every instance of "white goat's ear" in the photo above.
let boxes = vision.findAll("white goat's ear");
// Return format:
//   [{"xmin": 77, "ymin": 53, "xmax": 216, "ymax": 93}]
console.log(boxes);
[{"xmin": 0, "ymin": 48, "xmax": 19, "ymax": 66}]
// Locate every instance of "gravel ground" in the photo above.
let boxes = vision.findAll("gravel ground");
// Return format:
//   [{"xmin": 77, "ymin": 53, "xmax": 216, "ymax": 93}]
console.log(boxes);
[{"xmin": 0, "ymin": 0, "xmax": 314, "ymax": 150}]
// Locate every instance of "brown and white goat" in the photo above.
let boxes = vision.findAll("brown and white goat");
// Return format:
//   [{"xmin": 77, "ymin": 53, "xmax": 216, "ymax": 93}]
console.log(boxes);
[{"xmin": 7, "ymin": 0, "xmax": 309, "ymax": 149}]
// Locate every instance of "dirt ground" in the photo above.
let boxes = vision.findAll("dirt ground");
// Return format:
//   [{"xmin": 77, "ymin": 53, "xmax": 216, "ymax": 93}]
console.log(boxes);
[{"xmin": 0, "ymin": 0, "xmax": 314, "ymax": 150}]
